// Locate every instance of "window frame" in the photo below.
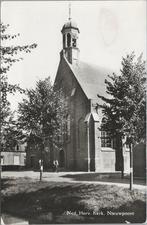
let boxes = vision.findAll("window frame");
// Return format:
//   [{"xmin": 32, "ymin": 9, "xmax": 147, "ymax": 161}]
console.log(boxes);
[
  {"xmin": 72, "ymin": 38, "xmax": 77, "ymax": 47},
  {"xmin": 100, "ymin": 119, "xmax": 115, "ymax": 151},
  {"xmin": 13, "ymin": 155, "xmax": 20, "ymax": 165},
  {"xmin": 1, "ymin": 156, "xmax": 4, "ymax": 165},
  {"xmin": 101, "ymin": 130, "xmax": 113, "ymax": 148}
]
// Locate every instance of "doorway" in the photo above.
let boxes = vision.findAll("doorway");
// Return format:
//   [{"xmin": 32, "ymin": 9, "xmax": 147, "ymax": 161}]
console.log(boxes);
[
  {"xmin": 59, "ymin": 150, "xmax": 65, "ymax": 167},
  {"xmin": 30, "ymin": 156, "xmax": 35, "ymax": 168}
]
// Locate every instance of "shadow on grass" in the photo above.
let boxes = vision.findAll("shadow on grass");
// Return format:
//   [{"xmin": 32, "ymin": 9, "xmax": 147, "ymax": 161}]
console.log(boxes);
[
  {"xmin": 1, "ymin": 178, "xmax": 146, "ymax": 224},
  {"xmin": 2, "ymin": 182, "xmax": 84, "ymax": 223},
  {"xmin": 61, "ymin": 173, "xmax": 146, "ymax": 186},
  {"xmin": 1, "ymin": 178, "xmax": 14, "ymax": 190}
]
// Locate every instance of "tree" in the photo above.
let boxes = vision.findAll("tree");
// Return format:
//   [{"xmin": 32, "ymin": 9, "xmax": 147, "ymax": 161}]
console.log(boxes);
[
  {"xmin": 0, "ymin": 23, "xmax": 37, "ymax": 153},
  {"xmin": 97, "ymin": 52, "xmax": 146, "ymax": 181},
  {"xmin": 17, "ymin": 78, "xmax": 67, "ymax": 180},
  {"xmin": 1, "ymin": 112, "xmax": 25, "ymax": 151},
  {"xmin": 0, "ymin": 23, "xmax": 37, "ymax": 125}
]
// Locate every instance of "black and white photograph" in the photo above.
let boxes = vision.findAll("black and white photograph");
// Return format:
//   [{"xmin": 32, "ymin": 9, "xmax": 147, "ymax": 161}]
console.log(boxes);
[{"xmin": 1, "ymin": 0, "xmax": 146, "ymax": 224}]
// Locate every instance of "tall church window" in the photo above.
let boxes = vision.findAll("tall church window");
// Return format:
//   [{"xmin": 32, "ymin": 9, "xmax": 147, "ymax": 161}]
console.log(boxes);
[
  {"xmin": 65, "ymin": 114, "xmax": 70, "ymax": 141},
  {"xmin": 67, "ymin": 33, "xmax": 71, "ymax": 47},
  {"xmin": 78, "ymin": 117, "xmax": 86, "ymax": 151},
  {"xmin": 67, "ymin": 115, "xmax": 70, "ymax": 137},
  {"xmin": 101, "ymin": 118, "xmax": 114, "ymax": 148}
]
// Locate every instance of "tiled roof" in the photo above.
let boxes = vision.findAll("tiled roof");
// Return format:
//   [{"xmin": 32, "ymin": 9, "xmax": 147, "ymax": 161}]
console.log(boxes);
[{"xmin": 65, "ymin": 57, "xmax": 112, "ymax": 99}]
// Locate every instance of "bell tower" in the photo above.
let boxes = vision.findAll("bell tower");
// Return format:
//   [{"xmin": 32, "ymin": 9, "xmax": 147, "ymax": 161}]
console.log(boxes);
[{"xmin": 61, "ymin": 3, "xmax": 80, "ymax": 64}]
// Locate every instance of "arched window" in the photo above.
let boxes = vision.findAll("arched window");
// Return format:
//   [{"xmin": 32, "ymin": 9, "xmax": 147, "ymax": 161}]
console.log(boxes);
[
  {"xmin": 78, "ymin": 117, "xmax": 86, "ymax": 151},
  {"xmin": 63, "ymin": 34, "xmax": 66, "ymax": 48},
  {"xmin": 67, "ymin": 33, "xmax": 71, "ymax": 47},
  {"xmin": 65, "ymin": 114, "xmax": 70, "ymax": 141}
]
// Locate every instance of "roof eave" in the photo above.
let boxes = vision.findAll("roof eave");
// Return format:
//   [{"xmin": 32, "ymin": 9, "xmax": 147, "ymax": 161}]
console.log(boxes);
[{"xmin": 63, "ymin": 56, "xmax": 89, "ymax": 100}]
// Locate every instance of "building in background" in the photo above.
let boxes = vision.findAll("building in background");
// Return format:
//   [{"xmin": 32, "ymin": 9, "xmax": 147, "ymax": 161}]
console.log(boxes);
[{"xmin": 1, "ymin": 142, "xmax": 26, "ymax": 170}]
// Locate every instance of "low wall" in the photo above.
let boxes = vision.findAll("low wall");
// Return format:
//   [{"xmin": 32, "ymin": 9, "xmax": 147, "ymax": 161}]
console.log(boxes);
[{"xmin": 133, "ymin": 143, "xmax": 146, "ymax": 178}]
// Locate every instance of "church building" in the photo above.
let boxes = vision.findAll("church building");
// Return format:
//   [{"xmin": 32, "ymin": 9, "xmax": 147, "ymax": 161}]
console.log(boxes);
[{"xmin": 54, "ymin": 13, "xmax": 130, "ymax": 172}]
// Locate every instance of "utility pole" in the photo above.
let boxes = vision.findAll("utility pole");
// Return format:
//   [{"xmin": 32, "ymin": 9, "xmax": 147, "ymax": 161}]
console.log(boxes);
[{"xmin": 39, "ymin": 120, "xmax": 44, "ymax": 181}]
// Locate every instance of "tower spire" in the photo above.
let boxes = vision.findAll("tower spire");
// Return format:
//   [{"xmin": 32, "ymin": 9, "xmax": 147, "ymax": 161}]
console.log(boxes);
[
  {"xmin": 61, "ymin": 2, "xmax": 80, "ymax": 64},
  {"xmin": 68, "ymin": 1, "xmax": 71, "ymax": 20}
]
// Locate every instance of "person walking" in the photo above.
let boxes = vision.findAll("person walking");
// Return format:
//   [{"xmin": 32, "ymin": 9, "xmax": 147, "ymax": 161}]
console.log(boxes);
[{"xmin": 54, "ymin": 160, "xmax": 59, "ymax": 172}]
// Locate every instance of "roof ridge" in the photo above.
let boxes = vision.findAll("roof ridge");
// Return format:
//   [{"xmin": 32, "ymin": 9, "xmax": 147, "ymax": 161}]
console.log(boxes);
[
  {"xmin": 63, "ymin": 56, "xmax": 111, "ymax": 100},
  {"xmin": 63, "ymin": 56, "xmax": 89, "ymax": 99}
]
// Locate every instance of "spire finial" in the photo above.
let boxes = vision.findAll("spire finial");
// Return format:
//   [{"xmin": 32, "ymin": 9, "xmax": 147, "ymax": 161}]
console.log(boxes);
[{"xmin": 68, "ymin": 1, "xmax": 71, "ymax": 20}]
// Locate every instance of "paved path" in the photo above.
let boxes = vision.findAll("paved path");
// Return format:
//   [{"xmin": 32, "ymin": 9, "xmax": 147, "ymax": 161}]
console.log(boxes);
[
  {"xmin": 1, "ymin": 214, "xmax": 29, "ymax": 225},
  {"xmin": 1, "ymin": 218, "xmax": 5, "ymax": 225},
  {"xmin": 2, "ymin": 171, "xmax": 146, "ymax": 190}
]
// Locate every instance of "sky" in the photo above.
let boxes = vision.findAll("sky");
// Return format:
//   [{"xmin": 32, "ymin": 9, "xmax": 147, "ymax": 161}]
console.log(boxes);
[{"xmin": 2, "ymin": 0, "xmax": 146, "ymax": 110}]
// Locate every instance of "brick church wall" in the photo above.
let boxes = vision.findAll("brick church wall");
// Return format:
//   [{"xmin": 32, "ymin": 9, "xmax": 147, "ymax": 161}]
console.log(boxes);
[
  {"xmin": 55, "ymin": 57, "xmax": 90, "ymax": 171},
  {"xmin": 74, "ymin": 87, "xmax": 90, "ymax": 171}
]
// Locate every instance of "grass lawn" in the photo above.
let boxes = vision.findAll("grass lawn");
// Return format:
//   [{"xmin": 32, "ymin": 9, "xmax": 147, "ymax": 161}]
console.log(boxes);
[{"xmin": 1, "ymin": 177, "xmax": 146, "ymax": 224}]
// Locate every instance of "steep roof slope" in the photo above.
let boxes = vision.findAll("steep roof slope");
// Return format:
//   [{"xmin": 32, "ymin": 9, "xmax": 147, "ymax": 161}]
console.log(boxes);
[{"xmin": 65, "ymin": 57, "xmax": 112, "ymax": 100}]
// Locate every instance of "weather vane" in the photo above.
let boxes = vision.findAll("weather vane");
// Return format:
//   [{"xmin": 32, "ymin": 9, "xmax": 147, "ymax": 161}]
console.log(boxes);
[{"xmin": 68, "ymin": 1, "xmax": 71, "ymax": 20}]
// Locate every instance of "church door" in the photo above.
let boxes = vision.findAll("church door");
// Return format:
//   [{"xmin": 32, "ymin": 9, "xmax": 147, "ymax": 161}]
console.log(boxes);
[
  {"xmin": 59, "ymin": 150, "xmax": 65, "ymax": 167},
  {"xmin": 89, "ymin": 117, "xmax": 95, "ymax": 171},
  {"xmin": 30, "ymin": 156, "xmax": 35, "ymax": 168}
]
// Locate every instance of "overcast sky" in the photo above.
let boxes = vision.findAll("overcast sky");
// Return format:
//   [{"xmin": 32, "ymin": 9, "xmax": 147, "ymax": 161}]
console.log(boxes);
[{"xmin": 2, "ymin": 0, "xmax": 146, "ymax": 110}]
